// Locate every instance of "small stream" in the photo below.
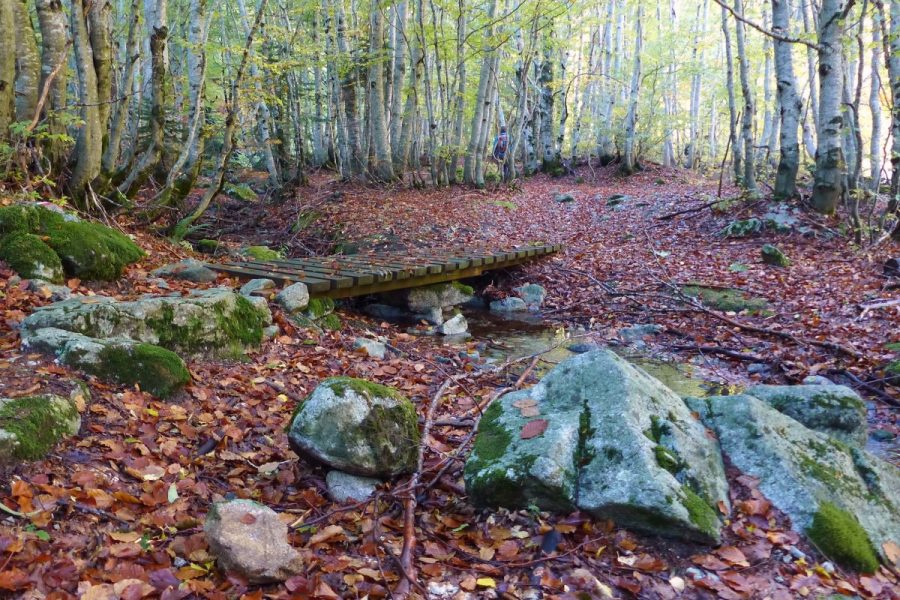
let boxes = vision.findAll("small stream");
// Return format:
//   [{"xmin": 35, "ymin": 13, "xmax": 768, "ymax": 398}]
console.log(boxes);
[{"xmin": 430, "ymin": 309, "xmax": 899, "ymax": 463}]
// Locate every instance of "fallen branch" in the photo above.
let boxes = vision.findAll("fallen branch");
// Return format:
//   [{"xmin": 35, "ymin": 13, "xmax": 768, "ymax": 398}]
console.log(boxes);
[
  {"xmin": 830, "ymin": 369, "xmax": 900, "ymax": 408},
  {"xmin": 671, "ymin": 344, "xmax": 768, "ymax": 363},
  {"xmin": 656, "ymin": 198, "xmax": 722, "ymax": 221}
]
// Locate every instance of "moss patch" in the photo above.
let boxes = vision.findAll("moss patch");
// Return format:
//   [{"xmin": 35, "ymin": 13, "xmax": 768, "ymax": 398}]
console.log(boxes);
[
  {"xmin": 467, "ymin": 401, "xmax": 512, "ymax": 469},
  {"xmin": 807, "ymin": 502, "xmax": 879, "ymax": 573},
  {"xmin": 0, "ymin": 232, "xmax": 64, "ymax": 283},
  {"xmin": 0, "ymin": 205, "xmax": 142, "ymax": 281},
  {"xmin": 681, "ymin": 487, "xmax": 720, "ymax": 539},
  {"xmin": 681, "ymin": 285, "xmax": 769, "ymax": 314},
  {"xmin": 90, "ymin": 343, "xmax": 190, "ymax": 398},
  {"xmin": 0, "ymin": 395, "xmax": 79, "ymax": 461},
  {"xmin": 319, "ymin": 313, "xmax": 342, "ymax": 331},
  {"xmin": 305, "ymin": 297, "xmax": 335, "ymax": 320},
  {"xmin": 451, "ymin": 281, "xmax": 475, "ymax": 296},
  {"xmin": 243, "ymin": 245, "xmax": 281, "ymax": 260},
  {"xmin": 761, "ymin": 244, "xmax": 790, "ymax": 267}
]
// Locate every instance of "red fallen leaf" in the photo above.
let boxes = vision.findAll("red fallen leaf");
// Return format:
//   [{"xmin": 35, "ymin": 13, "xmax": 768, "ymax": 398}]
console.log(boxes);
[
  {"xmin": 0, "ymin": 567, "xmax": 31, "ymax": 591},
  {"xmin": 632, "ymin": 554, "xmax": 667, "ymax": 572},
  {"xmin": 858, "ymin": 576, "xmax": 882, "ymax": 596},
  {"xmin": 611, "ymin": 576, "xmax": 641, "ymax": 594},
  {"xmin": 520, "ymin": 419, "xmax": 548, "ymax": 439},
  {"xmin": 691, "ymin": 553, "xmax": 730, "ymax": 571},
  {"xmin": 239, "ymin": 512, "xmax": 257, "ymax": 525},
  {"xmin": 716, "ymin": 546, "xmax": 750, "ymax": 567}
]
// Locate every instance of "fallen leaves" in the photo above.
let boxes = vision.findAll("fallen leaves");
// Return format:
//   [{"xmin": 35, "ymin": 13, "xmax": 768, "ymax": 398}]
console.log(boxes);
[{"xmin": 520, "ymin": 418, "xmax": 548, "ymax": 439}]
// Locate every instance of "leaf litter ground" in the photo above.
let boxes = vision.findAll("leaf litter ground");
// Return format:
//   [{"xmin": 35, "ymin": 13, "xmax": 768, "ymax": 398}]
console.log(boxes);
[{"xmin": 0, "ymin": 165, "xmax": 898, "ymax": 598}]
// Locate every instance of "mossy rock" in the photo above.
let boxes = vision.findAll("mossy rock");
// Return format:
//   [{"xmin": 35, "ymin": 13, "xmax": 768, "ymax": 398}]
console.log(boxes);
[
  {"xmin": 719, "ymin": 218, "xmax": 762, "ymax": 238},
  {"xmin": 681, "ymin": 285, "xmax": 769, "ymax": 314},
  {"xmin": 243, "ymin": 246, "xmax": 281, "ymax": 261},
  {"xmin": 0, "ymin": 204, "xmax": 143, "ymax": 281},
  {"xmin": 195, "ymin": 239, "xmax": 222, "ymax": 254},
  {"xmin": 287, "ymin": 377, "xmax": 420, "ymax": 477},
  {"xmin": 807, "ymin": 502, "xmax": 879, "ymax": 573},
  {"xmin": 21, "ymin": 290, "xmax": 270, "ymax": 359},
  {"xmin": 0, "ymin": 394, "xmax": 81, "ymax": 462},
  {"xmin": 0, "ymin": 231, "xmax": 64, "ymax": 283},
  {"xmin": 761, "ymin": 244, "xmax": 790, "ymax": 267},
  {"xmin": 304, "ymin": 297, "xmax": 335, "ymax": 320}
]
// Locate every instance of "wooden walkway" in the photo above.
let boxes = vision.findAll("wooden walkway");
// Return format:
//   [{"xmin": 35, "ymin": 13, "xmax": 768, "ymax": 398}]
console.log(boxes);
[{"xmin": 210, "ymin": 244, "xmax": 561, "ymax": 298}]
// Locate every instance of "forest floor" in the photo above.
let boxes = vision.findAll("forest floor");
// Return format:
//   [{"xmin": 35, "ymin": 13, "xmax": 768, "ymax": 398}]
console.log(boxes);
[{"xmin": 1, "ymin": 164, "xmax": 898, "ymax": 599}]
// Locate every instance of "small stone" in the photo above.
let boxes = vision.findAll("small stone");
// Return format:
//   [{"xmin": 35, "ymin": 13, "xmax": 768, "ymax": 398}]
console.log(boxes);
[
  {"xmin": 262, "ymin": 325, "xmax": 279, "ymax": 340},
  {"xmin": 822, "ymin": 561, "xmax": 835, "ymax": 574},
  {"xmin": 606, "ymin": 194, "xmax": 631, "ymax": 207},
  {"xmin": 152, "ymin": 259, "xmax": 218, "ymax": 283},
  {"xmin": 788, "ymin": 546, "xmax": 807, "ymax": 561},
  {"xmin": 489, "ymin": 297, "xmax": 527, "ymax": 313},
  {"xmin": 747, "ymin": 363, "xmax": 770, "ymax": 374},
  {"xmin": 802, "ymin": 375, "xmax": 834, "ymax": 385},
  {"xmin": 354, "ymin": 337, "xmax": 387, "ymax": 359},
  {"xmin": 149, "ymin": 277, "xmax": 170, "ymax": 290},
  {"xmin": 275, "ymin": 283, "xmax": 310, "ymax": 313},
  {"xmin": 567, "ymin": 342, "xmax": 600, "ymax": 354},
  {"xmin": 684, "ymin": 567, "xmax": 705, "ymax": 580},
  {"xmin": 204, "ymin": 499, "xmax": 303, "ymax": 583},
  {"xmin": 761, "ymin": 244, "xmax": 790, "ymax": 267},
  {"xmin": 437, "ymin": 314, "xmax": 468, "ymax": 335},
  {"xmin": 619, "ymin": 323, "xmax": 664, "ymax": 343},
  {"xmin": 553, "ymin": 192, "xmax": 576, "ymax": 203},
  {"xmin": 870, "ymin": 429, "xmax": 896, "ymax": 442},
  {"xmin": 514, "ymin": 283, "xmax": 547, "ymax": 308},
  {"xmin": 240, "ymin": 278, "xmax": 276, "ymax": 297},
  {"xmin": 326, "ymin": 470, "xmax": 380, "ymax": 503},
  {"xmin": 459, "ymin": 350, "xmax": 480, "ymax": 361}
]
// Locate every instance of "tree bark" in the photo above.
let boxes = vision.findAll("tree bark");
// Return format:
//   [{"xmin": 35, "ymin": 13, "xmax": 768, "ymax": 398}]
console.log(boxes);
[
  {"xmin": 733, "ymin": 0, "xmax": 757, "ymax": 192},
  {"xmin": 462, "ymin": 0, "xmax": 498, "ymax": 184},
  {"xmin": 811, "ymin": 0, "xmax": 849, "ymax": 215},
  {"xmin": 722, "ymin": 6, "xmax": 742, "ymax": 183},
  {"xmin": 69, "ymin": 0, "xmax": 103, "ymax": 207},
  {"xmin": 869, "ymin": 15, "xmax": 883, "ymax": 191},
  {"xmin": 621, "ymin": 3, "xmax": 642, "ymax": 175},
  {"xmin": 368, "ymin": 0, "xmax": 395, "ymax": 181},
  {"xmin": 0, "ymin": 0, "xmax": 15, "ymax": 142},
  {"xmin": 772, "ymin": 0, "xmax": 802, "ymax": 199},
  {"xmin": 102, "ymin": 0, "xmax": 141, "ymax": 176},
  {"xmin": 13, "ymin": 0, "xmax": 41, "ymax": 123},
  {"xmin": 88, "ymin": 0, "xmax": 114, "ymax": 138}
]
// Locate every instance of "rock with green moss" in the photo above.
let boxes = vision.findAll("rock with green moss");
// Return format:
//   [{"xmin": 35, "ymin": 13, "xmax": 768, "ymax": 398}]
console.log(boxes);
[
  {"xmin": 23, "ymin": 328, "xmax": 190, "ymax": 398},
  {"xmin": 746, "ymin": 384, "xmax": 867, "ymax": 447},
  {"xmin": 464, "ymin": 349, "xmax": 729, "ymax": 544},
  {"xmin": 275, "ymin": 282, "xmax": 309, "ymax": 314},
  {"xmin": 0, "ymin": 393, "xmax": 81, "ymax": 463},
  {"xmin": 761, "ymin": 244, "xmax": 790, "ymax": 267},
  {"xmin": 686, "ymin": 394, "xmax": 899, "ymax": 571},
  {"xmin": 242, "ymin": 245, "xmax": 281, "ymax": 261},
  {"xmin": 0, "ymin": 204, "xmax": 143, "ymax": 280},
  {"xmin": 20, "ymin": 288, "xmax": 270, "ymax": 358},
  {"xmin": 152, "ymin": 259, "xmax": 218, "ymax": 283},
  {"xmin": 287, "ymin": 377, "xmax": 420, "ymax": 477},
  {"xmin": 0, "ymin": 232, "xmax": 65, "ymax": 283},
  {"xmin": 681, "ymin": 285, "xmax": 769, "ymax": 314}
]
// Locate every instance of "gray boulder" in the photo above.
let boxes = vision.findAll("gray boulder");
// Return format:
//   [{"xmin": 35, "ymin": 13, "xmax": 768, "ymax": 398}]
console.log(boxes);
[
  {"xmin": 326, "ymin": 470, "xmax": 380, "ymax": 503},
  {"xmin": 23, "ymin": 328, "xmax": 189, "ymax": 398},
  {"xmin": 288, "ymin": 377, "xmax": 420, "ymax": 477},
  {"xmin": 437, "ymin": 313, "xmax": 468, "ymax": 335},
  {"xmin": 274, "ymin": 282, "xmax": 310, "ymax": 313},
  {"xmin": 745, "ymin": 384, "xmax": 867, "ymax": 447},
  {"xmin": 204, "ymin": 499, "xmax": 303, "ymax": 583},
  {"xmin": 761, "ymin": 244, "xmax": 790, "ymax": 267},
  {"xmin": 619, "ymin": 323, "xmax": 664, "ymax": 343},
  {"xmin": 152, "ymin": 258, "xmax": 218, "ymax": 283},
  {"xmin": 20, "ymin": 288, "xmax": 271, "ymax": 358},
  {"xmin": 0, "ymin": 392, "xmax": 81, "ymax": 463},
  {"xmin": 687, "ymin": 395, "xmax": 898, "ymax": 572},
  {"xmin": 489, "ymin": 297, "xmax": 528, "ymax": 313},
  {"xmin": 239, "ymin": 278, "xmax": 276, "ymax": 297},
  {"xmin": 384, "ymin": 282, "xmax": 474, "ymax": 313},
  {"xmin": 353, "ymin": 337, "xmax": 387, "ymax": 359},
  {"xmin": 465, "ymin": 350, "xmax": 729, "ymax": 544},
  {"xmin": 554, "ymin": 192, "xmax": 577, "ymax": 203},
  {"xmin": 514, "ymin": 283, "xmax": 547, "ymax": 308},
  {"xmin": 364, "ymin": 302, "xmax": 444, "ymax": 325}
]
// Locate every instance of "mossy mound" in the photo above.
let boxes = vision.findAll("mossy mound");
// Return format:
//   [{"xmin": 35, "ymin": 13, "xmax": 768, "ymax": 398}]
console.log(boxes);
[
  {"xmin": 0, "ymin": 204, "xmax": 143, "ymax": 281},
  {"xmin": 807, "ymin": 502, "xmax": 880, "ymax": 573},
  {"xmin": 90, "ymin": 343, "xmax": 190, "ymax": 398},
  {"xmin": 287, "ymin": 376, "xmax": 420, "ymax": 477},
  {"xmin": 761, "ymin": 244, "xmax": 790, "ymax": 267},
  {"xmin": 0, "ymin": 232, "xmax": 64, "ymax": 283},
  {"xmin": 681, "ymin": 285, "xmax": 769, "ymax": 314},
  {"xmin": 243, "ymin": 245, "xmax": 281, "ymax": 261},
  {"xmin": 0, "ymin": 394, "xmax": 81, "ymax": 462}
]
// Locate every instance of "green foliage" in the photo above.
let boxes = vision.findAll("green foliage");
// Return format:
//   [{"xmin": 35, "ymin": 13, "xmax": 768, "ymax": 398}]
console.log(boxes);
[{"xmin": 807, "ymin": 502, "xmax": 879, "ymax": 573}]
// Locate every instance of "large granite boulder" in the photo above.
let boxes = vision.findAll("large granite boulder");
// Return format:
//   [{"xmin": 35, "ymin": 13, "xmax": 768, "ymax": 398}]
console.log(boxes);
[
  {"xmin": 0, "ymin": 204, "xmax": 143, "ymax": 281},
  {"xmin": 20, "ymin": 288, "xmax": 270, "ymax": 358},
  {"xmin": 465, "ymin": 350, "xmax": 729, "ymax": 544},
  {"xmin": 687, "ymin": 394, "xmax": 899, "ymax": 572},
  {"xmin": 23, "ymin": 328, "xmax": 190, "ymax": 398},
  {"xmin": 0, "ymin": 392, "xmax": 82, "ymax": 463},
  {"xmin": 204, "ymin": 499, "xmax": 303, "ymax": 583},
  {"xmin": 746, "ymin": 384, "xmax": 867, "ymax": 447},
  {"xmin": 288, "ymin": 377, "xmax": 420, "ymax": 478}
]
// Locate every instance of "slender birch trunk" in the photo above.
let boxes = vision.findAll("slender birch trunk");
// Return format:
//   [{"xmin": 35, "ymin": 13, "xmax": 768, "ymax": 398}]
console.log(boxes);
[
  {"xmin": 869, "ymin": 15, "xmax": 883, "ymax": 190},
  {"xmin": 733, "ymin": 0, "xmax": 757, "ymax": 192},
  {"xmin": 772, "ymin": 0, "xmax": 801, "ymax": 199},
  {"xmin": 369, "ymin": 0, "xmax": 395, "ymax": 181},
  {"xmin": 721, "ymin": 6, "xmax": 742, "ymax": 184},
  {"xmin": 462, "ymin": 0, "xmax": 498, "ymax": 184},
  {"xmin": 621, "ymin": 3, "xmax": 642, "ymax": 175}
]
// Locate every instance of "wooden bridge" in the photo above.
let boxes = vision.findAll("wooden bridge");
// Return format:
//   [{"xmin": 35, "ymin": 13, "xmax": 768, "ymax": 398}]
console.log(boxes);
[{"xmin": 210, "ymin": 243, "xmax": 561, "ymax": 299}]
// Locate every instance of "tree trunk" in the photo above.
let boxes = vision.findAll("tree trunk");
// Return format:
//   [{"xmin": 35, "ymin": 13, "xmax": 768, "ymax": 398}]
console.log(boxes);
[
  {"xmin": 35, "ymin": 0, "xmax": 68, "ymax": 164},
  {"xmin": 721, "ymin": 6, "xmax": 742, "ymax": 183},
  {"xmin": 538, "ymin": 35, "xmax": 558, "ymax": 171},
  {"xmin": 811, "ymin": 0, "xmax": 848, "ymax": 214},
  {"xmin": 69, "ymin": 0, "xmax": 103, "ymax": 207},
  {"xmin": 0, "ymin": 0, "xmax": 15, "ymax": 142},
  {"xmin": 13, "ymin": 0, "xmax": 41, "ymax": 123},
  {"xmin": 88, "ymin": 0, "xmax": 113, "ymax": 138},
  {"xmin": 336, "ymin": 1, "xmax": 365, "ymax": 177},
  {"xmin": 447, "ymin": 0, "xmax": 465, "ymax": 182},
  {"xmin": 368, "ymin": 0, "xmax": 395, "ymax": 181},
  {"xmin": 733, "ymin": 0, "xmax": 757, "ymax": 192},
  {"xmin": 621, "ymin": 3, "xmax": 642, "ymax": 175},
  {"xmin": 772, "ymin": 0, "xmax": 802, "ymax": 199},
  {"xmin": 102, "ymin": 0, "xmax": 141, "ymax": 176},
  {"xmin": 885, "ymin": 0, "xmax": 900, "ymax": 238},
  {"xmin": 462, "ymin": 0, "xmax": 498, "ymax": 184},
  {"xmin": 869, "ymin": 15, "xmax": 883, "ymax": 191}
]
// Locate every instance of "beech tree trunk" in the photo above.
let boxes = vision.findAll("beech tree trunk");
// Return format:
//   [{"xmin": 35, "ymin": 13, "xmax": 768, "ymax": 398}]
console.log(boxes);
[
  {"xmin": 721, "ymin": 5, "xmax": 742, "ymax": 184},
  {"xmin": 772, "ymin": 0, "xmax": 801, "ymax": 199},
  {"xmin": 811, "ymin": 0, "xmax": 848, "ymax": 214},
  {"xmin": 13, "ymin": 0, "xmax": 41, "ymax": 123},
  {"xmin": 69, "ymin": 0, "xmax": 103, "ymax": 206},
  {"xmin": 368, "ymin": 0, "xmax": 395, "ymax": 181},
  {"xmin": 621, "ymin": 3, "xmax": 642, "ymax": 175},
  {"xmin": 733, "ymin": 0, "xmax": 757, "ymax": 192},
  {"xmin": 0, "ymin": 0, "xmax": 15, "ymax": 142}
]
